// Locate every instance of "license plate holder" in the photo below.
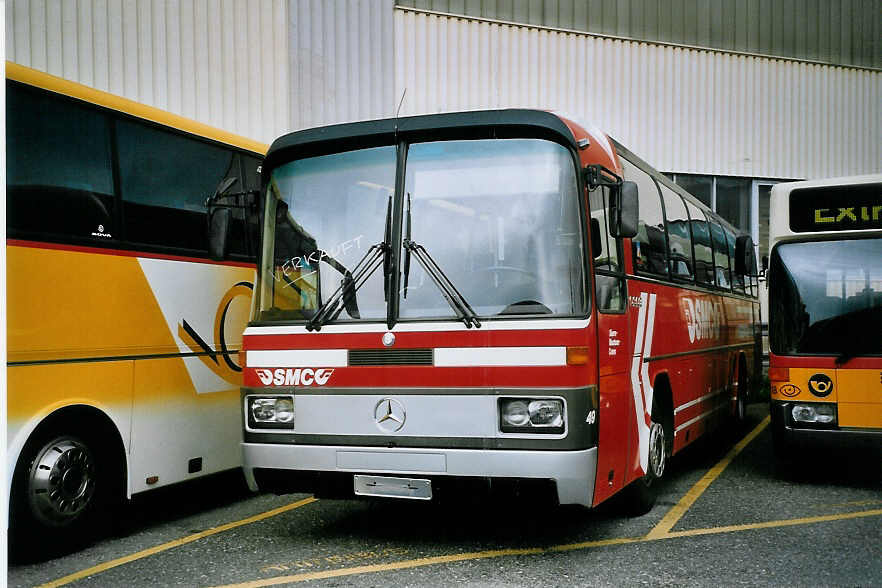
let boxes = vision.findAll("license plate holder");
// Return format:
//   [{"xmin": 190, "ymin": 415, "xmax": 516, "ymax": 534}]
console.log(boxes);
[{"xmin": 353, "ymin": 475, "xmax": 433, "ymax": 500}]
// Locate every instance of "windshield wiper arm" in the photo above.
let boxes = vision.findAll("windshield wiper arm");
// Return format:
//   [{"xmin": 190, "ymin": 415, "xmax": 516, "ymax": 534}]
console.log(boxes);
[
  {"xmin": 305, "ymin": 242, "xmax": 388, "ymax": 331},
  {"xmin": 835, "ymin": 347, "xmax": 869, "ymax": 366},
  {"xmin": 403, "ymin": 200, "xmax": 481, "ymax": 329},
  {"xmin": 402, "ymin": 193, "xmax": 413, "ymax": 299},
  {"xmin": 835, "ymin": 352, "xmax": 854, "ymax": 366},
  {"xmin": 306, "ymin": 196, "xmax": 393, "ymax": 332}
]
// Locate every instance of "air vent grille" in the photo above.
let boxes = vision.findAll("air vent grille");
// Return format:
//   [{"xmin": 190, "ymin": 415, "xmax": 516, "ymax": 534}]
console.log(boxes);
[{"xmin": 348, "ymin": 349, "xmax": 434, "ymax": 366}]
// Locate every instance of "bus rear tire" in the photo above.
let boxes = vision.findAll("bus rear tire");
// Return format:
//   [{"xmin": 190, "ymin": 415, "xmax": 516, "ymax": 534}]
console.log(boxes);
[
  {"xmin": 734, "ymin": 359, "xmax": 748, "ymax": 426},
  {"xmin": 10, "ymin": 429, "xmax": 114, "ymax": 558}
]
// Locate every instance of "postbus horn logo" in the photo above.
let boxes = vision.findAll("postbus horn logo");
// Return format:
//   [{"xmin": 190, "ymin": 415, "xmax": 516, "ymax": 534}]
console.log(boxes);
[{"xmin": 808, "ymin": 374, "xmax": 833, "ymax": 397}]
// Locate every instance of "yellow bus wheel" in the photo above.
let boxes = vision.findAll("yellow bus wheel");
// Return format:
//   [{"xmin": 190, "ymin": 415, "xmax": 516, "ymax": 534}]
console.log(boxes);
[
  {"xmin": 27, "ymin": 436, "xmax": 97, "ymax": 527},
  {"xmin": 11, "ymin": 430, "xmax": 111, "ymax": 558}
]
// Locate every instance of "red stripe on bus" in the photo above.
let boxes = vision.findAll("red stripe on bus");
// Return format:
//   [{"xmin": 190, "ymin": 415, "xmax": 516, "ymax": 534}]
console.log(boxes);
[
  {"xmin": 6, "ymin": 239, "xmax": 256, "ymax": 268},
  {"xmin": 769, "ymin": 353, "xmax": 882, "ymax": 370}
]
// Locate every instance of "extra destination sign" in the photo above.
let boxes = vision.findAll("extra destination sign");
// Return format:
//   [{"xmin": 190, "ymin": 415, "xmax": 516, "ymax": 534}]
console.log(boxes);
[{"xmin": 789, "ymin": 183, "xmax": 882, "ymax": 232}]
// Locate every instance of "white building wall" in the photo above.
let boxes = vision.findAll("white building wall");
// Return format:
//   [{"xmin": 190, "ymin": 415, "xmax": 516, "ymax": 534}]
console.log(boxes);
[
  {"xmin": 6, "ymin": 2, "xmax": 879, "ymax": 180},
  {"xmin": 394, "ymin": 9, "xmax": 881, "ymax": 180},
  {"xmin": 289, "ymin": 0, "xmax": 396, "ymax": 131},
  {"xmin": 6, "ymin": 0, "xmax": 290, "ymax": 145}
]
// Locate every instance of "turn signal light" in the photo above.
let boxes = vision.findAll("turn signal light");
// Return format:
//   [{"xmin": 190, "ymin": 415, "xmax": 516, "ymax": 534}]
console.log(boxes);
[
  {"xmin": 567, "ymin": 346, "xmax": 590, "ymax": 365},
  {"xmin": 768, "ymin": 366, "xmax": 790, "ymax": 381}
]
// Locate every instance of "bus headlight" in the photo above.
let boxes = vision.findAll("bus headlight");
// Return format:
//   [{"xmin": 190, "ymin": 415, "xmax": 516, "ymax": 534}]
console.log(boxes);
[
  {"xmin": 528, "ymin": 400, "xmax": 563, "ymax": 427},
  {"xmin": 274, "ymin": 398, "xmax": 295, "ymax": 423},
  {"xmin": 247, "ymin": 395, "xmax": 295, "ymax": 429},
  {"xmin": 501, "ymin": 400, "xmax": 530, "ymax": 427},
  {"xmin": 499, "ymin": 398, "xmax": 564, "ymax": 433},
  {"xmin": 791, "ymin": 403, "xmax": 836, "ymax": 425}
]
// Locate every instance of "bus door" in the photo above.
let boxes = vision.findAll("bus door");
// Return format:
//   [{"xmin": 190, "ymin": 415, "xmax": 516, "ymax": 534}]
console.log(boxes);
[{"xmin": 589, "ymin": 186, "xmax": 631, "ymax": 504}]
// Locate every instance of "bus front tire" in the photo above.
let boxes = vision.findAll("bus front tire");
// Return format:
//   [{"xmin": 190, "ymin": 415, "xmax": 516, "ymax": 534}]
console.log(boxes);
[
  {"xmin": 10, "ymin": 430, "xmax": 112, "ymax": 558},
  {"xmin": 622, "ymin": 419, "xmax": 666, "ymax": 516}
]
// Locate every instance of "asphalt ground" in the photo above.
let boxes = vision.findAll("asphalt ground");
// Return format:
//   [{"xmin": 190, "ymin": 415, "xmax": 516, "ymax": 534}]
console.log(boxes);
[{"xmin": 8, "ymin": 403, "xmax": 882, "ymax": 587}]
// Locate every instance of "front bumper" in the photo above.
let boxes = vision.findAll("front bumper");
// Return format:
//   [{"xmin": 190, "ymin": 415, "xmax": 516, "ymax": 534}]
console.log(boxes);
[
  {"xmin": 770, "ymin": 401, "xmax": 882, "ymax": 451},
  {"xmin": 243, "ymin": 442, "xmax": 597, "ymax": 506}
]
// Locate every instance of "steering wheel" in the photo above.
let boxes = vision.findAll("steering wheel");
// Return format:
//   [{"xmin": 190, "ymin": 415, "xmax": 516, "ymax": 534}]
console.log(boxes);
[{"xmin": 500, "ymin": 300, "xmax": 552, "ymax": 315}]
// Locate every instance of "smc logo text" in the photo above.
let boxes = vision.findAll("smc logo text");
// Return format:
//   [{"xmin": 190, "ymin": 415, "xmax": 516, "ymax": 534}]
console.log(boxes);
[{"xmin": 256, "ymin": 368, "xmax": 335, "ymax": 386}]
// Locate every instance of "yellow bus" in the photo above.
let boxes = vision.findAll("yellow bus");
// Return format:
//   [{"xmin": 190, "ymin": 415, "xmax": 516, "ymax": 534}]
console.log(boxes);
[
  {"xmin": 6, "ymin": 63, "xmax": 267, "ymax": 552},
  {"xmin": 767, "ymin": 174, "xmax": 882, "ymax": 458}
]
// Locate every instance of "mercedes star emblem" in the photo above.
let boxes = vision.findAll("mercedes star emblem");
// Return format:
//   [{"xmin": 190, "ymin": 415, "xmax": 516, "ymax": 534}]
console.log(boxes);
[{"xmin": 374, "ymin": 398, "xmax": 406, "ymax": 433}]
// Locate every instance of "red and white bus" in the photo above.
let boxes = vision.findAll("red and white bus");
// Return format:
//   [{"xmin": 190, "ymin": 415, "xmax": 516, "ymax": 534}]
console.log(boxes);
[{"xmin": 220, "ymin": 110, "xmax": 761, "ymax": 511}]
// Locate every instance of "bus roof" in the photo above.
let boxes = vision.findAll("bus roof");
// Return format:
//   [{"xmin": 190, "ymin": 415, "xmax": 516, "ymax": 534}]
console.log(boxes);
[
  {"xmin": 263, "ymin": 109, "xmax": 583, "ymax": 172},
  {"xmin": 6, "ymin": 61, "xmax": 268, "ymax": 155},
  {"xmin": 769, "ymin": 173, "xmax": 882, "ymax": 250}
]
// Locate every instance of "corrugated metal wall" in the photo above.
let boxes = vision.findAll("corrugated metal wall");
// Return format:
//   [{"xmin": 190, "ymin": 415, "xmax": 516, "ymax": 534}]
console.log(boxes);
[
  {"xmin": 288, "ymin": 0, "xmax": 396, "ymax": 132},
  {"xmin": 396, "ymin": 0, "xmax": 882, "ymax": 70},
  {"xmin": 395, "ymin": 9, "xmax": 881, "ymax": 179},
  {"xmin": 5, "ymin": 2, "xmax": 879, "ymax": 179},
  {"xmin": 6, "ymin": 0, "xmax": 290, "ymax": 145},
  {"xmin": 5, "ymin": 0, "xmax": 396, "ymax": 141}
]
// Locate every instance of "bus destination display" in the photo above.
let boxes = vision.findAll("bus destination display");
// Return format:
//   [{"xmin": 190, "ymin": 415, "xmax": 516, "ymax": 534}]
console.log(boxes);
[{"xmin": 789, "ymin": 183, "xmax": 882, "ymax": 232}]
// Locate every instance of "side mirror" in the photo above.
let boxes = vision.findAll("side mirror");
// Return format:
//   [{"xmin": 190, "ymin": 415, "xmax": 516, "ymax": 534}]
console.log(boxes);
[
  {"xmin": 208, "ymin": 207, "xmax": 231, "ymax": 260},
  {"xmin": 215, "ymin": 177, "xmax": 238, "ymax": 198},
  {"xmin": 610, "ymin": 181, "xmax": 638, "ymax": 239},
  {"xmin": 207, "ymin": 177, "xmax": 238, "ymax": 261},
  {"xmin": 734, "ymin": 235, "xmax": 758, "ymax": 277},
  {"xmin": 590, "ymin": 217, "xmax": 603, "ymax": 259}
]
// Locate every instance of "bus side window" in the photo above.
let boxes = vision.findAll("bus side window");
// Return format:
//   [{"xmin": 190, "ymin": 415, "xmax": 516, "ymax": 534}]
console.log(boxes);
[
  {"xmin": 660, "ymin": 187, "xmax": 694, "ymax": 281},
  {"xmin": 727, "ymin": 230, "xmax": 746, "ymax": 293},
  {"xmin": 589, "ymin": 187, "xmax": 625, "ymax": 312},
  {"xmin": 708, "ymin": 216, "xmax": 732, "ymax": 290},
  {"xmin": 621, "ymin": 158, "xmax": 668, "ymax": 278},
  {"xmin": 116, "ymin": 119, "xmax": 240, "ymax": 254},
  {"xmin": 6, "ymin": 82, "xmax": 116, "ymax": 244},
  {"xmin": 685, "ymin": 200, "xmax": 714, "ymax": 286}
]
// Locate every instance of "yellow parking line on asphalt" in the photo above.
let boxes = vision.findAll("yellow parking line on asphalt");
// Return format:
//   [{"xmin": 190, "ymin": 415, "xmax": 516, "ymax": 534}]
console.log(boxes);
[
  {"xmin": 39, "ymin": 497, "xmax": 317, "ymax": 588},
  {"xmin": 646, "ymin": 415, "xmax": 770, "ymax": 539},
  {"xmin": 664, "ymin": 508, "xmax": 882, "ymax": 539},
  {"xmin": 211, "ymin": 508, "xmax": 882, "ymax": 588}
]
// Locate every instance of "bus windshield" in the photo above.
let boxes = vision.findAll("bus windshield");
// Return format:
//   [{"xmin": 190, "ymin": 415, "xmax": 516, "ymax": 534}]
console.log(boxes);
[
  {"xmin": 769, "ymin": 238, "xmax": 882, "ymax": 357},
  {"xmin": 256, "ymin": 138, "xmax": 586, "ymax": 323}
]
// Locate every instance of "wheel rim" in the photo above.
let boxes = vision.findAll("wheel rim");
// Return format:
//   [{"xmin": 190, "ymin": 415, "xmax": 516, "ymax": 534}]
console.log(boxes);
[
  {"xmin": 736, "ymin": 365, "xmax": 747, "ymax": 421},
  {"xmin": 648, "ymin": 422, "xmax": 666, "ymax": 479},
  {"xmin": 28, "ymin": 437, "xmax": 96, "ymax": 526}
]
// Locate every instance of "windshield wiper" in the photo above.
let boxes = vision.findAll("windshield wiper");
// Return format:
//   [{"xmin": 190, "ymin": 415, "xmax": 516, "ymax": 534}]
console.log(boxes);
[
  {"xmin": 306, "ymin": 197, "xmax": 392, "ymax": 331},
  {"xmin": 402, "ymin": 193, "xmax": 481, "ymax": 329},
  {"xmin": 835, "ymin": 350, "xmax": 861, "ymax": 366}
]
